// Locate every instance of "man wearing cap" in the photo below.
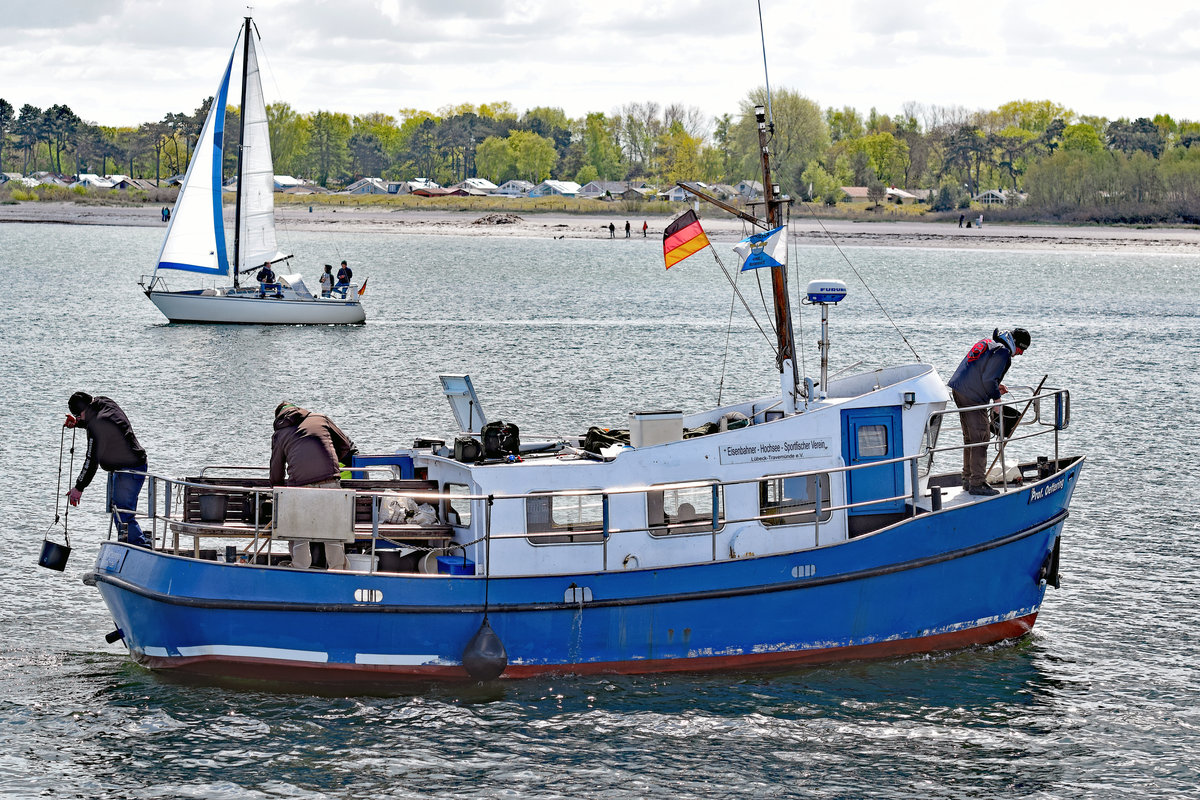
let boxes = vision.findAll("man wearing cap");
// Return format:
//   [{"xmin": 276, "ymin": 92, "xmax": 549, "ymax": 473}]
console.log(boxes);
[
  {"xmin": 947, "ymin": 328, "xmax": 1031, "ymax": 496},
  {"xmin": 270, "ymin": 402, "xmax": 358, "ymax": 569},
  {"xmin": 64, "ymin": 392, "xmax": 150, "ymax": 547}
]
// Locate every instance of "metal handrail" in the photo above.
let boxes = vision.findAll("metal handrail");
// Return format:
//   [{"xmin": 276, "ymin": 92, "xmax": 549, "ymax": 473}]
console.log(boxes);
[{"xmin": 106, "ymin": 386, "xmax": 1072, "ymax": 568}]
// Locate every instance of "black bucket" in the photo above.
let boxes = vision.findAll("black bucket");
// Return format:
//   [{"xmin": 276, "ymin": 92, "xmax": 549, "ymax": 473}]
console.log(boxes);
[
  {"xmin": 198, "ymin": 494, "xmax": 228, "ymax": 522},
  {"xmin": 38, "ymin": 539, "xmax": 71, "ymax": 571}
]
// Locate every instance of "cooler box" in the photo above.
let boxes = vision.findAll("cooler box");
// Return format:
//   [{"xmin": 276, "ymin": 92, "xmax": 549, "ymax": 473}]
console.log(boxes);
[
  {"xmin": 436, "ymin": 556, "xmax": 475, "ymax": 575},
  {"xmin": 349, "ymin": 454, "xmax": 415, "ymax": 479}
]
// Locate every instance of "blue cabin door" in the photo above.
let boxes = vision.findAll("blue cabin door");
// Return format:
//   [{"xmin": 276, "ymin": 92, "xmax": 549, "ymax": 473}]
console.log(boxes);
[{"xmin": 841, "ymin": 406, "xmax": 905, "ymax": 515}]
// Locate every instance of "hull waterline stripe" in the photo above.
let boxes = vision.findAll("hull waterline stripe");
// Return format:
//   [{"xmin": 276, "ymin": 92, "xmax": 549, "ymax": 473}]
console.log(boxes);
[
  {"xmin": 88, "ymin": 510, "xmax": 1068, "ymax": 615},
  {"xmin": 131, "ymin": 613, "xmax": 1040, "ymax": 681}
]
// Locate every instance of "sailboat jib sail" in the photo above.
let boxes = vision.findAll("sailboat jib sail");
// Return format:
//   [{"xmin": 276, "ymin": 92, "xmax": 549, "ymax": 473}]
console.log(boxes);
[
  {"xmin": 237, "ymin": 32, "xmax": 283, "ymax": 271},
  {"xmin": 155, "ymin": 46, "xmax": 236, "ymax": 277}
]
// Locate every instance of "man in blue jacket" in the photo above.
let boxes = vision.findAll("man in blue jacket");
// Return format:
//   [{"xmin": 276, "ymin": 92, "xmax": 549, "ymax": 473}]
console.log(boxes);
[{"xmin": 947, "ymin": 328, "xmax": 1030, "ymax": 496}]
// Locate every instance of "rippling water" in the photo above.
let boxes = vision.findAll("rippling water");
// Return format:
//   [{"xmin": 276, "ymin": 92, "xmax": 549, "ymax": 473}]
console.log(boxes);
[{"xmin": 2, "ymin": 221, "xmax": 1197, "ymax": 798}]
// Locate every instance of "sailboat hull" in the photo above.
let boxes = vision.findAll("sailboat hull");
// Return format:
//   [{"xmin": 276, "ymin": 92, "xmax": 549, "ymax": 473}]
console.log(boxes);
[{"xmin": 147, "ymin": 290, "xmax": 366, "ymax": 325}]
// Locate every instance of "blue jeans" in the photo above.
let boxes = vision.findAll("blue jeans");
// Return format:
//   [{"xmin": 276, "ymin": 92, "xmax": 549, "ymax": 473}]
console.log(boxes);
[{"xmin": 108, "ymin": 466, "xmax": 147, "ymax": 546}]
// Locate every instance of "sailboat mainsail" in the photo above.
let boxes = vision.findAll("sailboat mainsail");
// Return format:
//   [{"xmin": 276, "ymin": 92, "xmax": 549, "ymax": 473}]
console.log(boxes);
[
  {"xmin": 155, "ymin": 50, "xmax": 234, "ymax": 275},
  {"xmin": 236, "ymin": 32, "xmax": 283, "ymax": 272}
]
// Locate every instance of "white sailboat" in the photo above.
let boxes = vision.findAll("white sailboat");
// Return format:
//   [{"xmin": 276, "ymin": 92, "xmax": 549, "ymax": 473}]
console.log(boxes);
[{"xmin": 141, "ymin": 17, "xmax": 366, "ymax": 325}]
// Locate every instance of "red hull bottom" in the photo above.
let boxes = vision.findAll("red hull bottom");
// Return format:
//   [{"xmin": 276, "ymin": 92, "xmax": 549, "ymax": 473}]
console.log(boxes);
[{"xmin": 133, "ymin": 613, "xmax": 1039, "ymax": 687}]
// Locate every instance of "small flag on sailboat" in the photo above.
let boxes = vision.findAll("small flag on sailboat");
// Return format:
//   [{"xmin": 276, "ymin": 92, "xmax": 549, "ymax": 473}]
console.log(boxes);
[
  {"xmin": 358, "ymin": 278, "xmax": 368, "ymax": 296},
  {"xmin": 733, "ymin": 225, "xmax": 787, "ymax": 271},
  {"xmin": 662, "ymin": 210, "xmax": 710, "ymax": 269}
]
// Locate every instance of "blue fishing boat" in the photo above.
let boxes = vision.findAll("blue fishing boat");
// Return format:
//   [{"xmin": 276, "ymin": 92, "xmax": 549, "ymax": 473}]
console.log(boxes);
[{"xmin": 79, "ymin": 25, "xmax": 1081, "ymax": 685}]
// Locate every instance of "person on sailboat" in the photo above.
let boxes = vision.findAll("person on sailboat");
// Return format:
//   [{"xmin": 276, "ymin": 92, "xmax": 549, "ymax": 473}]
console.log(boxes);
[
  {"xmin": 319, "ymin": 265, "xmax": 334, "ymax": 298},
  {"xmin": 256, "ymin": 262, "xmax": 280, "ymax": 298},
  {"xmin": 334, "ymin": 261, "xmax": 353, "ymax": 297},
  {"xmin": 64, "ymin": 392, "xmax": 149, "ymax": 547},
  {"xmin": 947, "ymin": 328, "xmax": 1031, "ymax": 496},
  {"xmin": 269, "ymin": 402, "xmax": 358, "ymax": 570}
]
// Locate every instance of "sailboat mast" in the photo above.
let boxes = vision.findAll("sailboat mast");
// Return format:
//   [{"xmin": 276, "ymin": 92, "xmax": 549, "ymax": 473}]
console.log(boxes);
[
  {"xmin": 231, "ymin": 15, "xmax": 252, "ymax": 289},
  {"xmin": 754, "ymin": 105, "xmax": 799, "ymax": 392}
]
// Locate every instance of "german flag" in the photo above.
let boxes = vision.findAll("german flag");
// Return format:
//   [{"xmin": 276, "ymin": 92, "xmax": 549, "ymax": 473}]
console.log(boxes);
[{"xmin": 662, "ymin": 210, "xmax": 710, "ymax": 269}]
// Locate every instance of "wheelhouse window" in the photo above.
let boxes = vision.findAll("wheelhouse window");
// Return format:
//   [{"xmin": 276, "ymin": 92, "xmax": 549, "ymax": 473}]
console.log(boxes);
[
  {"xmin": 857, "ymin": 424, "xmax": 889, "ymax": 457},
  {"xmin": 648, "ymin": 484, "xmax": 723, "ymax": 536},
  {"xmin": 444, "ymin": 483, "xmax": 471, "ymax": 527},
  {"xmin": 759, "ymin": 474, "xmax": 832, "ymax": 526},
  {"xmin": 526, "ymin": 492, "xmax": 604, "ymax": 544}
]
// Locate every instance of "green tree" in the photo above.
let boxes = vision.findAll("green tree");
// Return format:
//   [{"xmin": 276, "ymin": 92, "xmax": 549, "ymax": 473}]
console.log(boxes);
[
  {"xmin": 509, "ymin": 130, "xmax": 557, "ymax": 182},
  {"xmin": 732, "ymin": 87, "xmax": 829, "ymax": 198},
  {"xmin": 992, "ymin": 126, "xmax": 1038, "ymax": 190},
  {"xmin": 307, "ymin": 110, "xmax": 351, "ymax": 186},
  {"xmin": 826, "ymin": 106, "xmax": 864, "ymax": 142},
  {"xmin": 574, "ymin": 164, "xmax": 599, "ymax": 185},
  {"xmin": 1060, "ymin": 123, "xmax": 1104, "ymax": 154},
  {"xmin": 800, "ymin": 159, "xmax": 839, "ymax": 203},
  {"xmin": 0, "ymin": 98, "xmax": 14, "ymax": 173},
  {"xmin": 657, "ymin": 120, "xmax": 701, "ymax": 185},
  {"xmin": 475, "ymin": 135, "xmax": 514, "ymax": 183},
  {"xmin": 583, "ymin": 112, "xmax": 622, "ymax": 180},
  {"xmin": 995, "ymin": 99, "xmax": 1073, "ymax": 133},
  {"xmin": 267, "ymin": 102, "xmax": 308, "ymax": 176},
  {"xmin": 845, "ymin": 131, "xmax": 909, "ymax": 186}
]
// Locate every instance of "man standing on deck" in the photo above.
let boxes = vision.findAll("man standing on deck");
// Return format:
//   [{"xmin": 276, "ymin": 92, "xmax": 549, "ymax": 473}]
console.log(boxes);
[
  {"xmin": 64, "ymin": 392, "xmax": 149, "ymax": 547},
  {"xmin": 335, "ymin": 260, "xmax": 353, "ymax": 297},
  {"xmin": 270, "ymin": 402, "xmax": 358, "ymax": 569},
  {"xmin": 947, "ymin": 328, "xmax": 1030, "ymax": 496}
]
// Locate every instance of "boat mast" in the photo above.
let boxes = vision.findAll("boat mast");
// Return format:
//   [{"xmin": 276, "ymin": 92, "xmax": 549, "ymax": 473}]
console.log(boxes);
[
  {"xmin": 753, "ymin": 105, "xmax": 799, "ymax": 406},
  {"xmin": 231, "ymin": 15, "xmax": 252, "ymax": 289}
]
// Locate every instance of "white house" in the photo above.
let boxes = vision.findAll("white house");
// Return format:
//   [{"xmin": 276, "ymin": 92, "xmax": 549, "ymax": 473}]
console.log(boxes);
[
  {"xmin": 495, "ymin": 179, "xmax": 534, "ymax": 197},
  {"xmin": 735, "ymin": 180, "xmax": 762, "ymax": 199},
  {"xmin": 343, "ymin": 177, "xmax": 389, "ymax": 194},
  {"xmin": 389, "ymin": 178, "xmax": 441, "ymax": 195},
  {"xmin": 529, "ymin": 179, "xmax": 581, "ymax": 198},
  {"xmin": 658, "ymin": 182, "xmax": 708, "ymax": 203},
  {"xmin": 973, "ymin": 189, "xmax": 1022, "ymax": 206},
  {"xmin": 453, "ymin": 177, "xmax": 498, "ymax": 193},
  {"xmin": 578, "ymin": 180, "xmax": 652, "ymax": 200},
  {"xmin": 74, "ymin": 174, "xmax": 116, "ymax": 189}
]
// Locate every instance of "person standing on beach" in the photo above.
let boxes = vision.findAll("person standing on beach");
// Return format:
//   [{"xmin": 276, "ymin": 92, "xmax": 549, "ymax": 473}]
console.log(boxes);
[
  {"xmin": 642, "ymin": 221, "xmax": 648, "ymax": 237},
  {"xmin": 65, "ymin": 392, "xmax": 150, "ymax": 547},
  {"xmin": 625, "ymin": 221, "xmax": 630, "ymax": 238},
  {"xmin": 959, "ymin": 214, "xmax": 964, "ymax": 228},
  {"xmin": 946, "ymin": 328, "xmax": 1030, "ymax": 496},
  {"xmin": 608, "ymin": 222, "xmax": 615, "ymax": 239}
]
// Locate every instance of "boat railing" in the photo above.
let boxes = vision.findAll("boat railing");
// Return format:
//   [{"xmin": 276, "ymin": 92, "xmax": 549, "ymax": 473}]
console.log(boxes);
[{"xmin": 104, "ymin": 386, "xmax": 1071, "ymax": 571}]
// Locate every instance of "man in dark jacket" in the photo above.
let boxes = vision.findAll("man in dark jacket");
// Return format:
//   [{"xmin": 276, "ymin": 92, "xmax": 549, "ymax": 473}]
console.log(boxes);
[
  {"xmin": 65, "ymin": 392, "xmax": 150, "ymax": 546},
  {"xmin": 947, "ymin": 328, "xmax": 1030, "ymax": 496},
  {"xmin": 334, "ymin": 261, "xmax": 352, "ymax": 297},
  {"xmin": 270, "ymin": 402, "xmax": 358, "ymax": 568}
]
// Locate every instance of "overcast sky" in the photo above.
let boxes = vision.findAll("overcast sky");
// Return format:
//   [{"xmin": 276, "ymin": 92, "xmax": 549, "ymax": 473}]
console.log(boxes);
[{"xmin": 7, "ymin": 0, "xmax": 1200, "ymax": 130}]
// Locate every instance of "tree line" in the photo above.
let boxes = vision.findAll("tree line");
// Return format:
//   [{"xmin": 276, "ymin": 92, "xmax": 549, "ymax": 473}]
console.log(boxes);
[{"xmin": 4, "ymin": 93, "xmax": 1200, "ymax": 221}]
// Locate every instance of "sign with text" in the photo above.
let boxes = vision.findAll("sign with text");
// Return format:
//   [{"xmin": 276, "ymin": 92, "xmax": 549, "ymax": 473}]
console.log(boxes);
[{"xmin": 718, "ymin": 437, "xmax": 834, "ymax": 465}]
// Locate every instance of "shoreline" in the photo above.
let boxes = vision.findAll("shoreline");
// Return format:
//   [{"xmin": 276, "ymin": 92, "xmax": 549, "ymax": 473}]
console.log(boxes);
[{"xmin": 4, "ymin": 201, "xmax": 1200, "ymax": 252}]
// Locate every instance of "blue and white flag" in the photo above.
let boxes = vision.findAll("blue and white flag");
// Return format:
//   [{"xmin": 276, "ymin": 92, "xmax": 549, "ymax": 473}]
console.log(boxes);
[{"xmin": 733, "ymin": 225, "xmax": 787, "ymax": 271}]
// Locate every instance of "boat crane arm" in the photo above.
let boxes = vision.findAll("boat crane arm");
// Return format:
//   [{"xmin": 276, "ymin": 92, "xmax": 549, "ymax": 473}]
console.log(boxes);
[{"xmin": 676, "ymin": 182, "xmax": 767, "ymax": 230}]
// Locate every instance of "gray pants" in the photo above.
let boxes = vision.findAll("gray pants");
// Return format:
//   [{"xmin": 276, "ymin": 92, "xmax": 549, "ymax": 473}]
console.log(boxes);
[
  {"xmin": 953, "ymin": 390, "xmax": 991, "ymax": 487},
  {"xmin": 289, "ymin": 478, "xmax": 348, "ymax": 570}
]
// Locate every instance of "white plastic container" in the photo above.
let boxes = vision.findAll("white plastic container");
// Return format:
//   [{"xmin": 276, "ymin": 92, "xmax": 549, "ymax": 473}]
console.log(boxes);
[
  {"xmin": 345, "ymin": 553, "xmax": 377, "ymax": 572},
  {"xmin": 628, "ymin": 410, "xmax": 683, "ymax": 447}
]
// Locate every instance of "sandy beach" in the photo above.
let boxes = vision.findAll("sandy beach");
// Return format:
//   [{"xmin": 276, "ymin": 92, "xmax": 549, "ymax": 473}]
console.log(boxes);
[{"xmin": 4, "ymin": 201, "xmax": 1200, "ymax": 252}]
